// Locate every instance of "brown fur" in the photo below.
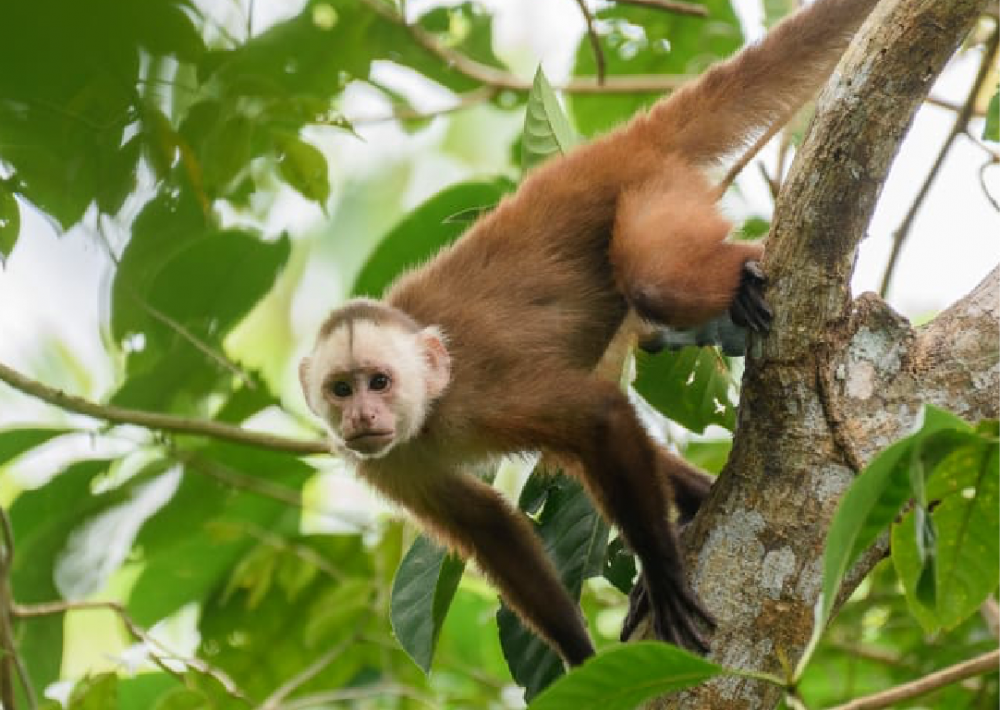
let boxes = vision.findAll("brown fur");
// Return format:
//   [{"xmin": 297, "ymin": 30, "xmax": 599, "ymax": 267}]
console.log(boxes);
[{"xmin": 306, "ymin": 0, "xmax": 879, "ymax": 665}]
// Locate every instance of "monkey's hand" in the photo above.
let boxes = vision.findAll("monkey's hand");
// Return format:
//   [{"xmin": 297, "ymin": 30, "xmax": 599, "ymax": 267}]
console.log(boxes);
[
  {"xmin": 620, "ymin": 572, "xmax": 715, "ymax": 652},
  {"xmin": 730, "ymin": 260, "xmax": 772, "ymax": 333}
]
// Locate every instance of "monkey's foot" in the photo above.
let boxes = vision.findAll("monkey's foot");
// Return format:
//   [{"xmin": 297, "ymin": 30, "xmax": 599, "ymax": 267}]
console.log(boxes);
[
  {"xmin": 620, "ymin": 574, "xmax": 715, "ymax": 653},
  {"xmin": 730, "ymin": 260, "xmax": 772, "ymax": 332}
]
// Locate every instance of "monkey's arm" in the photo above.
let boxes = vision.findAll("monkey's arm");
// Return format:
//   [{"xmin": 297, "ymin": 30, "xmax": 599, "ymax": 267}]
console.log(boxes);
[{"xmin": 376, "ymin": 468, "xmax": 596, "ymax": 666}]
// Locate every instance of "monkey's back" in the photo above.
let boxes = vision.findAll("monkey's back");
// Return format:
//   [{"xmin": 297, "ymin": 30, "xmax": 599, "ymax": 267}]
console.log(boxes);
[{"xmin": 386, "ymin": 142, "xmax": 637, "ymax": 445}]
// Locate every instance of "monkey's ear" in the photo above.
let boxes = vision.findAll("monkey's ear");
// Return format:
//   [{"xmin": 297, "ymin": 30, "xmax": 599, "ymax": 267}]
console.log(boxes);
[
  {"xmin": 299, "ymin": 356, "xmax": 314, "ymax": 411},
  {"xmin": 419, "ymin": 327, "xmax": 451, "ymax": 398}
]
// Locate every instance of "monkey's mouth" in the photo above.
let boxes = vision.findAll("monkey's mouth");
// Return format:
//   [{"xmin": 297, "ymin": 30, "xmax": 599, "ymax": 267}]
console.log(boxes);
[{"xmin": 345, "ymin": 431, "xmax": 394, "ymax": 452}]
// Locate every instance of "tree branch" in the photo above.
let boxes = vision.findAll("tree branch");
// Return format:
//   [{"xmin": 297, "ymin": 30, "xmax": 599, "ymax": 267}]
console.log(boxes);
[
  {"xmin": 0, "ymin": 361, "xmax": 329, "ymax": 455},
  {"xmin": 574, "ymin": 0, "xmax": 607, "ymax": 85},
  {"xmin": 655, "ymin": 1, "xmax": 994, "ymax": 708},
  {"xmin": 824, "ymin": 649, "xmax": 1000, "ymax": 710},
  {"xmin": 356, "ymin": 0, "xmax": 690, "ymax": 94},
  {"xmin": 12, "ymin": 600, "xmax": 250, "ymax": 704},
  {"xmin": 614, "ymin": 0, "xmax": 709, "ymax": 17}
]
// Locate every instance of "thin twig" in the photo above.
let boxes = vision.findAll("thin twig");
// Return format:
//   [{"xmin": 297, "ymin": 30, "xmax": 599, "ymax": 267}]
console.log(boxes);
[
  {"xmin": 824, "ymin": 649, "xmax": 1000, "ymax": 710},
  {"xmin": 713, "ymin": 117, "xmax": 790, "ymax": 199},
  {"xmin": 133, "ymin": 295, "xmax": 257, "ymax": 390},
  {"xmin": 574, "ymin": 0, "xmax": 606, "ymax": 85},
  {"xmin": 615, "ymin": 0, "xmax": 709, "ymax": 18},
  {"xmin": 981, "ymin": 598, "xmax": 1000, "ymax": 639},
  {"xmin": 172, "ymin": 448, "xmax": 306, "ymax": 508},
  {"xmin": 12, "ymin": 600, "xmax": 251, "ymax": 704},
  {"xmin": 279, "ymin": 683, "xmax": 435, "ymax": 710},
  {"xmin": 879, "ymin": 24, "xmax": 1000, "ymax": 297},
  {"xmin": 980, "ymin": 160, "xmax": 1000, "ymax": 212},
  {"xmin": 0, "ymin": 361, "xmax": 329, "ymax": 455},
  {"xmin": 256, "ymin": 635, "xmax": 355, "ymax": 710},
  {"xmin": 350, "ymin": 86, "xmax": 498, "ymax": 125},
  {"xmin": 357, "ymin": 0, "xmax": 690, "ymax": 94}
]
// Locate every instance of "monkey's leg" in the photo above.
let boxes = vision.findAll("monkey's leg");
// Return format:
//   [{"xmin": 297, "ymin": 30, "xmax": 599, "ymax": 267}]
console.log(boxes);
[
  {"xmin": 661, "ymin": 449, "xmax": 713, "ymax": 524},
  {"xmin": 620, "ymin": 449, "xmax": 714, "ymax": 642},
  {"xmin": 611, "ymin": 177, "xmax": 771, "ymax": 331},
  {"xmin": 386, "ymin": 470, "xmax": 596, "ymax": 666},
  {"xmin": 502, "ymin": 377, "xmax": 715, "ymax": 651}
]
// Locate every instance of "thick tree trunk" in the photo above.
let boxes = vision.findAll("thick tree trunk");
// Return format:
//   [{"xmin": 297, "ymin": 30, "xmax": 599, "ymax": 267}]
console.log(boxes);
[{"xmin": 648, "ymin": 0, "xmax": 997, "ymax": 707}]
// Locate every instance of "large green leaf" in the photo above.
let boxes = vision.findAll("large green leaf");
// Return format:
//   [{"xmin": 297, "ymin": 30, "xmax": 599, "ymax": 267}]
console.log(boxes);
[
  {"xmin": 893, "ymin": 436, "xmax": 999, "ymax": 632},
  {"xmin": 522, "ymin": 68, "xmax": 579, "ymax": 171},
  {"xmin": 351, "ymin": 179, "xmax": 514, "ymax": 297},
  {"xmin": 390, "ymin": 535, "xmax": 466, "ymax": 673},
  {"xmin": 633, "ymin": 346, "xmax": 736, "ymax": 433},
  {"xmin": 817, "ymin": 407, "xmax": 974, "ymax": 631},
  {"xmin": 527, "ymin": 641, "xmax": 724, "ymax": 710},
  {"xmin": 274, "ymin": 132, "xmax": 331, "ymax": 206},
  {"xmin": 499, "ymin": 472, "xmax": 610, "ymax": 700},
  {"xmin": 569, "ymin": 0, "xmax": 742, "ymax": 136},
  {"xmin": 110, "ymin": 192, "xmax": 289, "ymax": 412}
]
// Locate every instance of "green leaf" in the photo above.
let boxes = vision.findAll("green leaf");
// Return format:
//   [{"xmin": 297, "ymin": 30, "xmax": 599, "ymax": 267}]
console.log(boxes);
[
  {"xmin": 522, "ymin": 67, "xmax": 579, "ymax": 171},
  {"xmin": 633, "ymin": 346, "xmax": 736, "ymax": 433},
  {"xmin": 119, "ymin": 673, "xmax": 181, "ymax": 710},
  {"xmin": 111, "ymin": 192, "xmax": 289, "ymax": 412},
  {"xmin": 893, "ymin": 439, "xmax": 999, "ymax": 632},
  {"xmin": 527, "ymin": 641, "xmax": 724, "ymax": 710},
  {"xmin": 499, "ymin": 472, "xmax": 610, "ymax": 700},
  {"xmin": 816, "ymin": 405, "xmax": 975, "ymax": 630},
  {"xmin": 984, "ymin": 91, "xmax": 999, "ymax": 142},
  {"xmin": 684, "ymin": 440, "xmax": 731, "ymax": 476},
  {"xmin": 95, "ymin": 135, "xmax": 142, "ymax": 215},
  {"xmin": 67, "ymin": 673, "xmax": 118, "ymax": 710},
  {"xmin": 274, "ymin": 133, "xmax": 330, "ymax": 206},
  {"xmin": 603, "ymin": 536, "xmax": 637, "ymax": 594},
  {"xmin": 201, "ymin": 115, "xmax": 254, "ymax": 195},
  {"xmin": 390, "ymin": 535, "xmax": 466, "ymax": 672},
  {"xmin": 0, "ymin": 427, "xmax": 70, "ymax": 464},
  {"xmin": 0, "ymin": 186, "xmax": 19, "ymax": 264},
  {"xmin": 351, "ymin": 178, "xmax": 514, "ymax": 297}
]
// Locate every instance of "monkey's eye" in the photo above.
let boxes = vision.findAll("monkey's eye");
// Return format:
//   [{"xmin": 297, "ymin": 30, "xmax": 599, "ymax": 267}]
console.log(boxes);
[
  {"xmin": 369, "ymin": 373, "xmax": 391, "ymax": 392},
  {"xmin": 328, "ymin": 381, "xmax": 352, "ymax": 398}
]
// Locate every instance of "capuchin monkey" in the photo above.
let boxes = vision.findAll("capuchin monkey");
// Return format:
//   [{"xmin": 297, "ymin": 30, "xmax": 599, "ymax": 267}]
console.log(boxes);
[{"xmin": 300, "ymin": 0, "xmax": 879, "ymax": 666}]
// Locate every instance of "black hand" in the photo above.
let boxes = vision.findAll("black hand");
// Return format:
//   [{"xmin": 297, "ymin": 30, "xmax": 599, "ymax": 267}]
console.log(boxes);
[{"xmin": 730, "ymin": 260, "xmax": 772, "ymax": 333}]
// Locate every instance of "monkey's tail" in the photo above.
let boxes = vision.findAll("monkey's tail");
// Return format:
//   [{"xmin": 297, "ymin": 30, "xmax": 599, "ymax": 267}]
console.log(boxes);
[{"xmin": 645, "ymin": 0, "xmax": 880, "ymax": 166}]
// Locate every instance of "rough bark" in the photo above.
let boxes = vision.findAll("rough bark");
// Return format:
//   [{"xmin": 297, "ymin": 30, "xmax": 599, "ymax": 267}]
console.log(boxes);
[{"xmin": 647, "ymin": 0, "xmax": 997, "ymax": 708}]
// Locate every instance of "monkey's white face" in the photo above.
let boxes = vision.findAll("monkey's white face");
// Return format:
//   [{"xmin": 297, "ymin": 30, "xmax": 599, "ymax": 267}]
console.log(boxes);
[{"xmin": 300, "ymin": 319, "xmax": 450, "ymax": 460}]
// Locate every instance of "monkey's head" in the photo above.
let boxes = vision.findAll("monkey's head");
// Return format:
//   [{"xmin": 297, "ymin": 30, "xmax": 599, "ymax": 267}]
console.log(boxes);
[{"xmin": 299, "ymin": 299, "xmax": 451, "ymax": 460}]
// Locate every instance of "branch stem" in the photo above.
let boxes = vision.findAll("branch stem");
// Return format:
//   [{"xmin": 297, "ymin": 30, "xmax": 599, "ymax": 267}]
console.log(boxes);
[
  {"xmin": 824, "ymin": 649, "xmax": 1000, "ymax": 710},
  {"xmin": 0, "ymin": 361, "xmax": 328, "ymax": 455}
]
